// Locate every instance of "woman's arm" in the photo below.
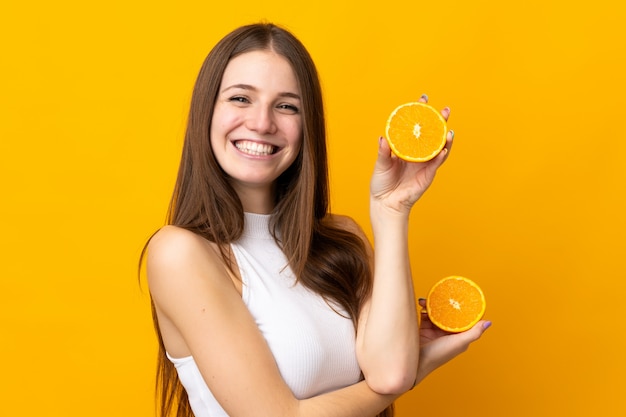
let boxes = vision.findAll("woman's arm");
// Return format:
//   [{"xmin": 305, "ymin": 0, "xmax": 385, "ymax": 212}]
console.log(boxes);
[
  {"xmin": 356, "ymin": 98, "xmax": 454, "ymax": 394},
  {"xmin": 356, "ymin": 208, "xmax": 418, "ymax": 394},
  {"xmin": 147, "ymin": 225, "xmax": 488, "ymax": 416},
  {"xmin": 147, "ymin": 226, "xmax": 397, "ymax": 417}
]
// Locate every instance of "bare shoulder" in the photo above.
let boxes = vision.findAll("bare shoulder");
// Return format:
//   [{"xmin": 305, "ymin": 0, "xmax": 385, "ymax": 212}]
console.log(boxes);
[
  {"xmin": 147, "ymin": 226, "xmax": 212, "ymax": 268},
  {"xmin": 147, "ymin": 225, "xmax": 212, "ymax": 264},
  {"xmin": 146, "ymin": 225, "xmax": 229, "ymax": 296}
]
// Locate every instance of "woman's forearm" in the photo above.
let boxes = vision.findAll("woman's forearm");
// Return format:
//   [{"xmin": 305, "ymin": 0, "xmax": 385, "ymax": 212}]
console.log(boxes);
[
  {"xmin": 299, "ymin": 380, "xmax": 398, "ymax": 417},
  {"xmin": 356, "ymin": 200, "xmax": 420, "ymax": 394}
]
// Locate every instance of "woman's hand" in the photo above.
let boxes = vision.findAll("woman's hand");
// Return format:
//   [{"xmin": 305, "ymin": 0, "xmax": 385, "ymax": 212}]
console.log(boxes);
[
  {"xmin": 370, "ymin": 96, "xmax": 454, "ymax": 216},
  {"xmin": 414, "ymin": 298, "xmax": 491, "ymax": 384}
]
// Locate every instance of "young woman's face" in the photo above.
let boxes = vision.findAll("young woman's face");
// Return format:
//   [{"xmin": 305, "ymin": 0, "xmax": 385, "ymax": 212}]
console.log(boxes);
[{"xmin": 210, "ymin": 50, "xmax": 303, "ymax": 195}]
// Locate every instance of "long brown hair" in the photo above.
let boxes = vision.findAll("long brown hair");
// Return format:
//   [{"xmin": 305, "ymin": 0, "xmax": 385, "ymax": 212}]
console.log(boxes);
[{"xmin": 146, "ymin": 23, "xmax": 393, "ymax": 417}]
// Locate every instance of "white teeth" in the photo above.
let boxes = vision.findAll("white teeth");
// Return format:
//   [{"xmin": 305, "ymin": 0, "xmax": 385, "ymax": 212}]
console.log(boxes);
[{"xmin": 235, "ymin": 140, "xmax": 276, "ymax": 156}]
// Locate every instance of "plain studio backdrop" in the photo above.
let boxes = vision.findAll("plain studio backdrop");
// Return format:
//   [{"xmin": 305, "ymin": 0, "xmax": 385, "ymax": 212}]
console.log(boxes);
[{"xmin": 1, "ymin": 1, "xmax": 624, "ymax": 415}]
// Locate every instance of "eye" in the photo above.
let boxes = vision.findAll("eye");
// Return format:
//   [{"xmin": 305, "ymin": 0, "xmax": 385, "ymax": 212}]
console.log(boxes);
[
  {"xmin": 277, "ymin": 103, "xmax": 299, "ymax": 114},
  {"xmin": 229, "ymin": 96, "xmax": 250, "ymax": 104}
]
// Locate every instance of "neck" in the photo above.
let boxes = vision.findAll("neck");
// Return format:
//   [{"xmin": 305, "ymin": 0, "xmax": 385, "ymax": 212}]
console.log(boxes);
[{"xmin": 232, "ymin": 182, "xmax": 276, "ymax": 214}]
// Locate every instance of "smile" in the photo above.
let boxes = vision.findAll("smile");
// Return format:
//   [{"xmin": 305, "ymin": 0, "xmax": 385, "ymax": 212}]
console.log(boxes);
[{"xmin": 234, "ymin": 140, "xmax": 278, "ymax": 156}]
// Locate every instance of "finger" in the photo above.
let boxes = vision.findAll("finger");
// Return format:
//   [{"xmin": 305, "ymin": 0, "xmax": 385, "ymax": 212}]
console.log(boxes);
[
  {"xmin": 447, "ymin": 129, "xmax": 455, "ymax": 144},
  {"xmin": 418, "ymin": 94, "xmax": 428, "ymax": 104},
  {"xmin": 440, "ymin": 130, "xmax": 454, "ymax": 163},
  {"xmin": 375, "ymin": 136, "xmax": 395, "ymax": 172},
  {"xmin": 441, "ymin": 106, "xmax": 451, "ymax": 121},
  {"xmin": 429, "ymin": 144, "xmax": 449, "ymax": 169},
  {"xmin": 459, "ymin": 320, "xmax": 492, "ymax": 344}
]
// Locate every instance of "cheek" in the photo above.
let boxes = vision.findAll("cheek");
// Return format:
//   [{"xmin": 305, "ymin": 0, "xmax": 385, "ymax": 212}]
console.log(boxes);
[
  {"xmin": 209, "ymin": 119, "xmax": 229, "ymax": 158},
  {"xmin": 287, "ymin": 119, "xmax": 303, "ymax": 147},
  {"xmin": 211, "ymin": 102, "xmax": 239, "ymax": 131},
  {"xmin": 210, "ymin": 110, "xmax": 225, "ymax": 135},
  {"xmin": 209, "ymin": 108, "xmax": 234, "ymax": 147}
]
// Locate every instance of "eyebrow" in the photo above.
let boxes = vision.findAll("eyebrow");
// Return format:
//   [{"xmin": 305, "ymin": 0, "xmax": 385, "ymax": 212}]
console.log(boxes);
[{"xmin": 221, "ymin": 83, "xmax": 301, "ymax": 100}]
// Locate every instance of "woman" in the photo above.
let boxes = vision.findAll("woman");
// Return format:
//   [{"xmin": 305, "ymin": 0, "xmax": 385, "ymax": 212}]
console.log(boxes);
[{"xmin": 144, "ymin": 23, "xmax": 490, "ymax": 417}]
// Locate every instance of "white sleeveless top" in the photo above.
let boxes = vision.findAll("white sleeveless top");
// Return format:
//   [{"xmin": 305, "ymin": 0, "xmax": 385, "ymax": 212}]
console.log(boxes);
[{"xmin": 168, "ymin": 213, "xmax": 362, "ymax": 416}]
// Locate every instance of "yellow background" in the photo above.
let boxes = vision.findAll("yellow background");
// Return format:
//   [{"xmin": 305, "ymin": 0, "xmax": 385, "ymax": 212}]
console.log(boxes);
[{"xmin": 1, "ymin": 0, "xmax": 624, "ymax": 415}]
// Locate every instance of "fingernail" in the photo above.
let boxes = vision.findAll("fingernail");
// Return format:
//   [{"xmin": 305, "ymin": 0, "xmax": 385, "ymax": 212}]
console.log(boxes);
[
  {"xmin": 483, "ymin": 321, "xmax": 492, "ymax": 330},
  {"xmin": 418, "ymin": 298, "xmax": 426, "ymax": 302},
  {"xmin": 449, "ymin": 129, "xmax": 455, "ymax": 140},
  {"xmin": 379, "ymin": 136, "xmax": 384, "ymax": 147},
  {"xmin": 420, "ymin": 94, "xmax": 429, "ymax": 101}
]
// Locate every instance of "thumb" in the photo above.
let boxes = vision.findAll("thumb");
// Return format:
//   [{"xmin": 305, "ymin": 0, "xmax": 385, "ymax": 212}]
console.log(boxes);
[
  {"xmin": 444, "ymin": 320, "xmax": 492, "ymax": 359},
  {"xmin": 461, "ymin": 320, "xmax": 492, "ymax": 344},
  {"xmin": 375, "ymin": 136, "xmax": 395, "ymax": 172}
]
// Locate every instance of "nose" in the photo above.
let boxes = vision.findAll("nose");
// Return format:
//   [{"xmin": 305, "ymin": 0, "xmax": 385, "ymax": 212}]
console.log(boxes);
[{"xmin": 246, "ymin": 105, "xmax": 277, "ymax": 135}]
